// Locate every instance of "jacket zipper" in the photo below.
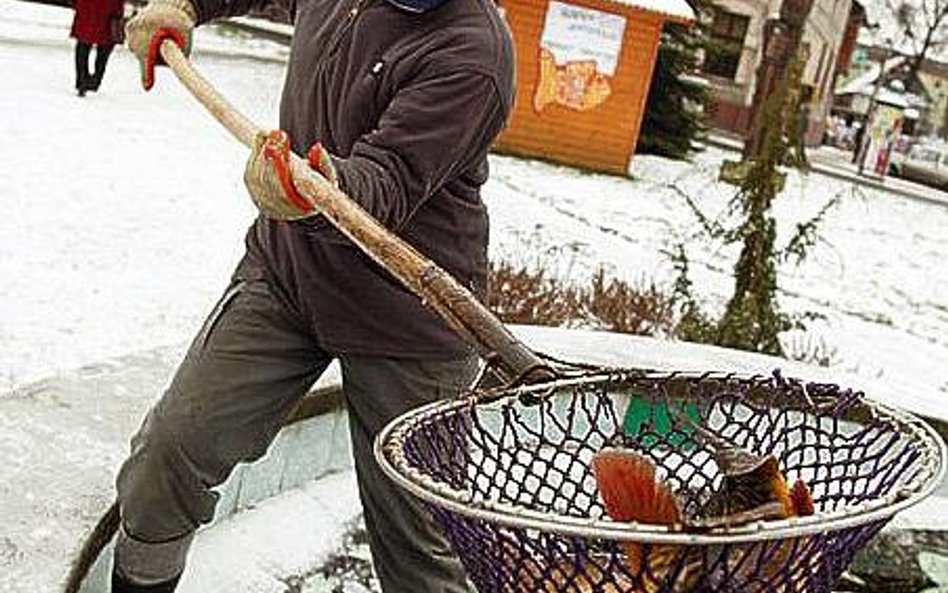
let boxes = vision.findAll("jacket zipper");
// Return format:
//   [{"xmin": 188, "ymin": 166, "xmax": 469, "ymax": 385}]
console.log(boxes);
[{"xmin": 323, "ymin": 0, "xmax": 371, "ymax": 61}]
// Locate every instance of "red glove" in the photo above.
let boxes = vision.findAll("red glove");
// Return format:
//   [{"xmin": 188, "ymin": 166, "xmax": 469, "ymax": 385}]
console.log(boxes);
[
  {"xmin": 244, "ymin": 131, "xmax": 338, "ymax": 220},
  {"xmin": 125, "ymin": 0, "xmax": 197, "ymax": 90}
]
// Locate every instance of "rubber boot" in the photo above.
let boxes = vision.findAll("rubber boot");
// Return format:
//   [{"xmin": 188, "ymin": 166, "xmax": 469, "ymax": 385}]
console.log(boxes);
[
  {"xmin": 74, "ymin": 41, "xmax": 92, "ymax": 97},
  {"xmin": 89, "ymin": 44, "xmax": 115, "ymax": 93},
  {"xmin": 111, "ymin": 569, "xmax": 181, "ymax": 593}
]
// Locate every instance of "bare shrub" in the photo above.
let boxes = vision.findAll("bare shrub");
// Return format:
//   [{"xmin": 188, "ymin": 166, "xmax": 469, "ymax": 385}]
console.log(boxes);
[
  {"xmin": 486, "ymin": 261, "xmax": 583, "ymax": 327},
  {"xmin": 487, "ymin": 262, "xmax": 676, "ymax": 337},
  {"xmin": 487, "ymin": 260, "xmax": 835, "ymax": 364},
  {"xmin": 785, "ymin": 333, "xmax": 837, "ymax": 367},
  {"xmin": 587, "ymin": 269, "xmax": 676, "ymax": 335}
]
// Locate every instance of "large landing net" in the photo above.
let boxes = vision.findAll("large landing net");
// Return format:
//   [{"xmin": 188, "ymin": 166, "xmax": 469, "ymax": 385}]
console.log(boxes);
[{"xmin": 377, "ymin": 371, "xmax": 945, "ymax": 593}]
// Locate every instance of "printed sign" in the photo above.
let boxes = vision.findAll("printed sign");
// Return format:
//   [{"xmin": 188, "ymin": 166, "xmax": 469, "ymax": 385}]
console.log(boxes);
[
  {"xmin": 864, "ymin": 103, "xmax": 903, "ymax": 177},
  {"xmin": 534, "ymin": 1, "xmax": 627, "ymax": 112}
]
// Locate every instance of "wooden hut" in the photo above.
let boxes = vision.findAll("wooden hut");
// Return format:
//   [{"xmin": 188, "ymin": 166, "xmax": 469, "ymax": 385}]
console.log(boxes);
[{"xmin": 494, "ymin": 0, "xmax": 695, "ymax": 175}]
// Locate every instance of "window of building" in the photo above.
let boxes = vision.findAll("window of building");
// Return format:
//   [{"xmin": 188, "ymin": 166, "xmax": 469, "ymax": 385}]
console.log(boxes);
[{"xmin": 702, "ymin": 9, "xmax": 750, "ymax": 80}]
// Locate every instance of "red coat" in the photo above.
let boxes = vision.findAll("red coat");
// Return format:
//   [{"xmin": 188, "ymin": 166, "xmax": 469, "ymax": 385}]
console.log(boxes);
[{"xmin": 70, "ymin": 0, "xmax": 125, "ymax": 45}]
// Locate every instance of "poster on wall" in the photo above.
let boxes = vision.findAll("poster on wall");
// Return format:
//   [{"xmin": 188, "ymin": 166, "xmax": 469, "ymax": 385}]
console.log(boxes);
[
  {"xmin": 864, "ymin": 103, "xmax": 903, "ymax": 177},
  {"xmin": 534, "ymin": 1, "xmax": 627, "ymax": 113}
]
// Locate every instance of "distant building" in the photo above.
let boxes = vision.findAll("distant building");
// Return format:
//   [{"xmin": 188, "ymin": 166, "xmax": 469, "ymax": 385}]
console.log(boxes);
[
  {"xmin": 848, "ymin": 44, "xmax": 948, "ymax": 139},
  {"xmin": 832, "ymin": 53, "xmax": 927, "ymax": 140},
  {"xmin": 916, "ymin": 60, "xmax": 948, "ymax": 138},
  {"xmin": 700, "ymin": 0, "xmax": 864, "ymax": 145}
]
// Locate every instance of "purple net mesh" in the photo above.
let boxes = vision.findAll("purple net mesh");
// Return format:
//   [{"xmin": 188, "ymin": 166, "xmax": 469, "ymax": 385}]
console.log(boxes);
[{"xmin": 376, "ymin": 370, "xmax": 945, "ymax": 593}]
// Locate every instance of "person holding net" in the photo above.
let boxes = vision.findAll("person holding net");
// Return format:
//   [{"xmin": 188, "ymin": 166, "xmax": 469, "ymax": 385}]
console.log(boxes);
[{"xmin": 112, "ymin": 0, "xmax": 514, "ymax": 591}]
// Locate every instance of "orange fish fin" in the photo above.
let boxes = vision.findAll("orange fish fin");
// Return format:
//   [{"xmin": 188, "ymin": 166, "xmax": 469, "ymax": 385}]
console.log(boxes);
[
  {"xmin": 790, "ymin": 479, "xmax": 815, "ymax": 516},
  {"xmin": 592, "ymin": 447, "xmax": 681, "ymax": 525}
]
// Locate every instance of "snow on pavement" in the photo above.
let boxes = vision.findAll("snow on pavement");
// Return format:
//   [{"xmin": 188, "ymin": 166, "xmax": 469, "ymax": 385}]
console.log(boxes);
[
  {"xmin": 1, "ymin": 2, "xmax": 947, "ymax": 590},
  {"xmin": 486, "ymin": 145, "xmax": 948, "ymax": 420},
  {"xmin": 1, "ymin": 0, "xmax": 282, "ymax": 391},
  {"xmin": 2, "ymin": 0, "xmax": 947, "ymax": 418}
]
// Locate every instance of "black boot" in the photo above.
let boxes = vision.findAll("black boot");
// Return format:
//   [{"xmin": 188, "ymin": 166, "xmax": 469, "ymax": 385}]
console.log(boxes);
[
  {"xmin": 74, "ymin": 41, "xmax": 92, "ymax": 97},
  {"xmin": 111, "ymin": 569, "xmax": 181, "ymax": 593},
  {"xmin": 89, "ymin": 44, "xmax": 115, "ymax": 93}
]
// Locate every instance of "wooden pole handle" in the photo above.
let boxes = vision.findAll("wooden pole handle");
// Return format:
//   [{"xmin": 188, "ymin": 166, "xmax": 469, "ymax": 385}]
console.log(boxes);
[{"xmin": 158, "ymin": 40, "xmax": 552, "ymax": 385}]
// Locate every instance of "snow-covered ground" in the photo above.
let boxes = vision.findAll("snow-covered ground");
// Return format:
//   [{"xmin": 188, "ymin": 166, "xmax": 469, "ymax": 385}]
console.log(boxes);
[
  {"xmin": 5, "ymin": 0, "xmax": 944, "ymax": 420},
  {"xmin": 0, "ymin": 0, "xmax": 281, "ymax": 390},
  {"xmin": 489, "ymin": 151, "xmax": 948, "ymax": 415},
  {"xmin": 1, "ymin": 2, "xmax": 947, "ymax": 591}
]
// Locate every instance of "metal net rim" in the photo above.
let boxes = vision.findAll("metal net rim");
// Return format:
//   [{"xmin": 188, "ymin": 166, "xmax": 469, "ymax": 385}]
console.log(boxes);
[{"xmin": 375, "ymin": 370, "xmax": 947, "ymax": 545}]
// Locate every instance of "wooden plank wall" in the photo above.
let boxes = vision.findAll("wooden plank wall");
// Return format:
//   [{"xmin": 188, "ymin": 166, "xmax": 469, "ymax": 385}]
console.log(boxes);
[{"xmin": 494, "ymin": 0, "xmax": 665, "ymax": 175}]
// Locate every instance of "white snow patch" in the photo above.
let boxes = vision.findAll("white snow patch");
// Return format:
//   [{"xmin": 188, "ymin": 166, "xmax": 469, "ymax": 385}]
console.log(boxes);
[
  {"xmin": 180, "ymin": 471, "xmax": 361, "ymax": 592},
  {"xmin": 0, "ymin": 2, "xmax": 946, "ymax": 590},
  {"xmin": 2, "ymin": 0, "xmax": 946, "ymax": 418}
]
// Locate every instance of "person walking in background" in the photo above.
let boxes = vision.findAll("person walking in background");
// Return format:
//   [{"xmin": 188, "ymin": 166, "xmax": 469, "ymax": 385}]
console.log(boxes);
[{"xmin": 70, "ymin": 0, "xmax": 126, "ymax": 96}]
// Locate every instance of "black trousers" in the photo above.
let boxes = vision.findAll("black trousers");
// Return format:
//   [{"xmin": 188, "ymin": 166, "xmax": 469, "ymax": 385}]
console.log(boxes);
[
  {"xmin": 113, "ymin": 272, "xmax": 479, "ymax": 592},
  {"xmin": 74, "ymin": 41, "xmax": 114, "ymax": 91}
]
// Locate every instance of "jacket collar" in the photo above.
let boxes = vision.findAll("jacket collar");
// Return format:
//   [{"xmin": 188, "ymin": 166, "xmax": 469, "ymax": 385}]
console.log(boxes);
[{"xmin": 384, "ymin": 0, "xmax": 453, "ymax": 13}]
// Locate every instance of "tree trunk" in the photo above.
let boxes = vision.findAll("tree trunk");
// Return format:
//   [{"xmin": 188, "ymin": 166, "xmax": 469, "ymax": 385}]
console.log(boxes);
[{"xmin": 743, "ymin": 0, "xmax": 816, "ymax": 160}]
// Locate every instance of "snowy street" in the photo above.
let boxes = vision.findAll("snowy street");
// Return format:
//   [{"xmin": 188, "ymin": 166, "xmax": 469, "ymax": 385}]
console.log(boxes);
[
  {"xmin": 2, "ymin": 0, "xmax": 947, "ymax": 415},
  {"xmin": 7, "ymin": 0, "xmax": 948, "ymax": 408},
  {"xmin": 1, "ymin": 0, "xmax": 947, "ymax": 590}
]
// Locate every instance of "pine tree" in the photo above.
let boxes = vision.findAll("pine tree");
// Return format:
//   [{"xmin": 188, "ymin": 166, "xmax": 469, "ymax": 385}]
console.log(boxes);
[
  {"xmin": 636, "ymin": 19, "xmax": 708, "ymax": 160},
  {"xmin": 717, "ymin": 0, "xmax": 815, "ymax": 356}
]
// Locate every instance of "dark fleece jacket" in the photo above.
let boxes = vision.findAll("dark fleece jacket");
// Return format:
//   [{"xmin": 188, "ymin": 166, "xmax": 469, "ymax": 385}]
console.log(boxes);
[{"xmin": 192, "ymin": 0, "xmax": 515, "ymax": 357}]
